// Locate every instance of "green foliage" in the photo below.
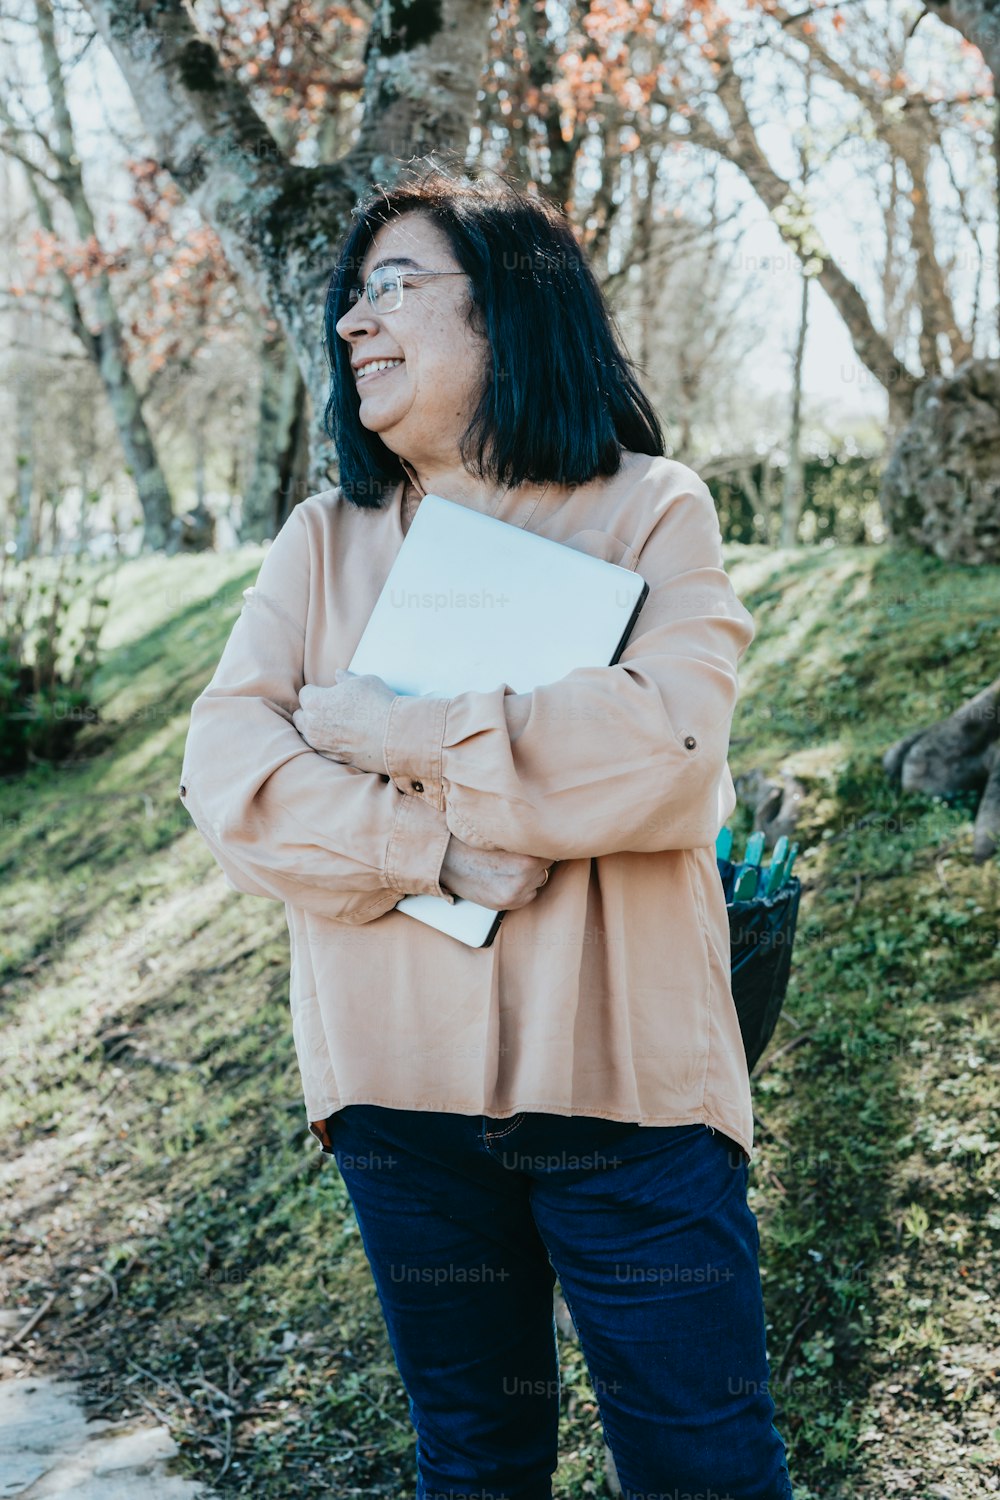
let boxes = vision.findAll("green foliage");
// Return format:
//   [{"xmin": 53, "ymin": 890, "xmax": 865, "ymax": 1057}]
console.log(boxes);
[
  {"xmin": 727, "ymin": 541, "xmax": 1000, "ymax": 1496},
  {"xmin": 0, "ymin": 551, "xmax": 116, "ymax": 773},
  {"xmin": 713, "ymin": 448, "xmax": 883, "ymax": 546}
]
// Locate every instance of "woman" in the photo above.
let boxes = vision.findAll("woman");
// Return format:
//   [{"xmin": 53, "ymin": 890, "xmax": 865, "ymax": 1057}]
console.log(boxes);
[{"xmin": 179, "ymin": 166, "xmax": 795, "ymax": 1500}]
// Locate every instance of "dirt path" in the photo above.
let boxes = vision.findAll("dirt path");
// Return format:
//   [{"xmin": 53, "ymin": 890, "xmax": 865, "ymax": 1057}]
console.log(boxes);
[{"xmin": 1, "ymin": 1348, "xmax": 215, "ymax": 1500}]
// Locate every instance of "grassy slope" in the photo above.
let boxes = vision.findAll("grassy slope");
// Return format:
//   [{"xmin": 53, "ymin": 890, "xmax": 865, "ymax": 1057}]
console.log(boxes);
[{"xmin": 1, "ymin": 539, "xmax": 998, "ymax": 1499}]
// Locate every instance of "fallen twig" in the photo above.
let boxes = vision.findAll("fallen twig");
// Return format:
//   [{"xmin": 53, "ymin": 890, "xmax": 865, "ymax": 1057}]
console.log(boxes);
[
  {"xmin": 0, "ymin": 1291, "xmax": 57, "ymax": 1351},
  {"xmin": 755, "ymin": 1030, "xmax": 817, "ymax": 1071},
  {"xmin": 752, "ymin": 1111, "xmax": 793, "ymax": 1153},
  {"xmin": 776, "ymin": 1289, "xmax": 824, "ymax": 1387}
]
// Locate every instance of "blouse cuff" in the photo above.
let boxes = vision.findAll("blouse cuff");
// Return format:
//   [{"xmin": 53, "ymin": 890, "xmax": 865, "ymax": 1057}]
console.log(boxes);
[
  {"xmin": 383, "ymin": 693, "xmax": 448, "ymax": 785},
  {"xmin": 383, "ymin": 791, "xmax": 455, "ymax": 903}
]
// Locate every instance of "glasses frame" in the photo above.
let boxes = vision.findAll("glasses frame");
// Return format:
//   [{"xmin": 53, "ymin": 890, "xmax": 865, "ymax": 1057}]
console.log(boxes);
[{"xmin": 346, "ymin": 264, "xmax": 468, "ymax": 315}]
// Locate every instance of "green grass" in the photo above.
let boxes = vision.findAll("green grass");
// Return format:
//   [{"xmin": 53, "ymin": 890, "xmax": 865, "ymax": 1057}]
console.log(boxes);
[{"xmin": 1, "ymin": 537, "xmax": 998, "ymax": 1498}]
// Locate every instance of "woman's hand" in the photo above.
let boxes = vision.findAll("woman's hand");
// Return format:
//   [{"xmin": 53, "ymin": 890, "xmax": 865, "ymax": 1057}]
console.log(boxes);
[
  {"xmin": 439, "ymin": 832, "xmax": 553, "ymax": 911},
  {"xmin": 292, "ymin": 669, "xmax": 397, "ymax": 775}
]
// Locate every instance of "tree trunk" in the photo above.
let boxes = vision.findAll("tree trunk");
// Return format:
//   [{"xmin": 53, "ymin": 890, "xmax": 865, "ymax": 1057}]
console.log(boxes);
[
  {"xmin": 80, "ymin": 0, "xmax": 494, "ymax": 495},
  {"xmin": 241, "ymin": 331, "xmax": 309, "ymax": 541},
  {"xmin": 31, "ymin": 0, "xmax": 175, "ymax": 551},
  {"xmin": 98, "ymin": 333, "xmax": 175, "ymax": 550},
  {"xmin": 905, "ymin": 0, "xmax": 1000, "ymax": 566},
  {"xmin": 278, "ymin": 379, "xmax": 314, "ymax": 532},
  {"xmin": 880, "ymin": 357, "xmax": 1000, "ymax": 564},
  {"xmin": 76, "ymin": 460, "xmax": 90, "ymax": 557},
  {"xmin": 760, "ymin": 458, "xmax": 777, "ymax": 541},
  {"xmin": 781, "ymin": 48, "xmax": 813, "ymax": 549},
  {"xmin": 15, "ymin": 379, "xmax": 36, "ymax": 560},
  {"xmin": 781, "ymin": 261, "xmax": 809, "ymax": 549},
  {"xmin": 74, "ymin": 399, "xmax": 97, "ymax": 556}
]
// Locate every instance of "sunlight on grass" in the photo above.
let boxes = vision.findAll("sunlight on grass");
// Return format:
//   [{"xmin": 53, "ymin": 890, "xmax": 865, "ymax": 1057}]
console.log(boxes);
[
  {"xmin": 96, "ymin": 549, "xmax": 266, "ymax": 656},
  {"xmin": 1, "ymin": 538, "xmax": 998, "ymax": 1499}
]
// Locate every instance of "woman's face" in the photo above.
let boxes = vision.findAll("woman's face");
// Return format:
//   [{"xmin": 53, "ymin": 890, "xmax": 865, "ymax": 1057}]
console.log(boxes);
[{"xmin": 335, "ymin": 213, "xmax": 489, "ymax": 470}]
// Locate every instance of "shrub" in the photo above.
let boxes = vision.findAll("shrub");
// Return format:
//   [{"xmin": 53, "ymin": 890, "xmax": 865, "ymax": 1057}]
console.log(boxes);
[{"xmin": 0, "ymin": 550, "xmax": 115, "ymax": 774}]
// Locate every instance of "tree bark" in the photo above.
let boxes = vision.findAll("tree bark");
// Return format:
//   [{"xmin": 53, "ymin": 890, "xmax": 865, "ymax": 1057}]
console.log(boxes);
[
  {"xmin": 15, "ymin": 379, "xmax": 36, "ymax": 559},
  {"xmin": 79, "ymin": 0, "xmax": 494, "ymax": 493},
  {"xmin": 920, "ymin": 1, "xmax": 1000, "ymax": 339},
  {"xmin": 880, "ymin": 356, "xmax": 1000, "ymax": 563},
  {"xmin": 781, "ymin": 268, "xmax": 808, "ymax": 549},
  {"xmin": 782, "ymin": 51, "xmax": 813, "ymax": 549},
  {"xmin": 240, "ymin": 329, "xmax": 309, "ymax": 541}
]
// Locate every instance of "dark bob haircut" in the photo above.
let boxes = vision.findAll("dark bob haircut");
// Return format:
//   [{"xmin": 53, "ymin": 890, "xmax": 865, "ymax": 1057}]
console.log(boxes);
[{"xmin": 323, "ymin": 162, "xmax": 664, "ymax": 509}]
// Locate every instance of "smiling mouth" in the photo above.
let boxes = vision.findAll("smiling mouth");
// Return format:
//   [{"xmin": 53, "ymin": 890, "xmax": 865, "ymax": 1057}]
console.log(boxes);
[{"xmin": 356, "ymin": 360, "xmax": 404, "ymax": 384}]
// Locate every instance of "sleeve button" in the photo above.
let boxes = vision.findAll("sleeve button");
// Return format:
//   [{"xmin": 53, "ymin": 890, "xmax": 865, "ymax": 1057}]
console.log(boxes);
[
  {"xmin": 412, "ymin": 780, "xmax": 424, "ymax": 793},
  {"xmin": 683, "ymin": 736, "xmax": 697, "ymax": 750}
]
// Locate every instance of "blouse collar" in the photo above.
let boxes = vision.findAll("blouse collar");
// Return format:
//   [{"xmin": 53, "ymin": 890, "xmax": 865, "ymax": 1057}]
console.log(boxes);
[{"xmin": 399, "ymin": 456, "xmax": 426, "ymax": 500}]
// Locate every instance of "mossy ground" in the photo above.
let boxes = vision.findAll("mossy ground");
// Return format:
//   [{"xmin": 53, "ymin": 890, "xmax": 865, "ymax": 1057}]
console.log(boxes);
[{"xmin": 1, "ymin": 539, "xmax": 998, "ymax": 1497}]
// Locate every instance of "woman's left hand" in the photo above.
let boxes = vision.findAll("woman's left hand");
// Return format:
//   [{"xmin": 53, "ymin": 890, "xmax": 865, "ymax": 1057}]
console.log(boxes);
[{"xmin": 292, "ymin": 670, "xmax": 398, "ymax": 775}]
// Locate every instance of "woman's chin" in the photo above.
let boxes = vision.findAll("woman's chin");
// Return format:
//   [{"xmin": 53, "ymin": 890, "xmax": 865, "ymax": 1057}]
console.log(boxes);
[
  {"xmin": 358, "ymin": 406, "xmax": 407, "ymax": 441},
  {"xmin": 357, "ymin": 406, "xmax": 395, "ymax": 434}
]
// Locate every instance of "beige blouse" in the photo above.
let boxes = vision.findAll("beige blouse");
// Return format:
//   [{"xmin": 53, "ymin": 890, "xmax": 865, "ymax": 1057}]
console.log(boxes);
[{"xmin": 178, "ymin": 449, "xmax": 759, "ymax": 1161}]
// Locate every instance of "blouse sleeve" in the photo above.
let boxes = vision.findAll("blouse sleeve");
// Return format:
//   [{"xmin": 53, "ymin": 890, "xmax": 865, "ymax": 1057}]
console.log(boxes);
[
  {"xmin": 381, "ymin": 469, "xmax": 755, "ymax": 861},
  {"xmin": 178, "ymin": 499, "xmax": 455, "ymax": 925}
]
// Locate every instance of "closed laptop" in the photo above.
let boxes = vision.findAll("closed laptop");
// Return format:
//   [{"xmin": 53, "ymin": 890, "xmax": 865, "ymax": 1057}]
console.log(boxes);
[{"xmin": 349, "ymin": 493, "xmax": 649, "ymax": 946}]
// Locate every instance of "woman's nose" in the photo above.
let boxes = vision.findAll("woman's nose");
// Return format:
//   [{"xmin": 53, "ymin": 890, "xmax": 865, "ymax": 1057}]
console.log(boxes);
[{"xmin": 335, "ymin": 296, "xmax": 378, "ymax": 341}]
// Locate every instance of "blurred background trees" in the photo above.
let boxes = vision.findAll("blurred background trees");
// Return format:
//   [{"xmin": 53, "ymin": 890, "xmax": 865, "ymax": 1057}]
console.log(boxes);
[{"xmin": 0, "ymin": 0, "xmax": 996, "ymax": 558}]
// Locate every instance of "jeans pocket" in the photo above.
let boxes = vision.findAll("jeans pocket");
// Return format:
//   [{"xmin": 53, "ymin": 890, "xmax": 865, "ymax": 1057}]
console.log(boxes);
[{"xmin": 310, "ymin": 1111, "xmax": 339, "ymax": 1156}]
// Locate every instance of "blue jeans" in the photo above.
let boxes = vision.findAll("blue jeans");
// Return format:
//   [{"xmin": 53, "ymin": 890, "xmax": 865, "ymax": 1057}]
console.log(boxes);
[{"xmin": 323, "ymin": 1107, "xmax": 795, "ymax": 1500}]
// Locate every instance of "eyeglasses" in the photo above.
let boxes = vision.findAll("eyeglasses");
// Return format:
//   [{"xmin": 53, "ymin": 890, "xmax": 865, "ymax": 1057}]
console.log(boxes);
[{"xmin": 346, "ymin": 264, "xmax": 467, "ymax": 314}]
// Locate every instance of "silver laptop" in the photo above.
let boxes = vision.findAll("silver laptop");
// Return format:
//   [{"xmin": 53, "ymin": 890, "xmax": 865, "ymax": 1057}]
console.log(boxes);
[{"xmin": 349, "ymin": 493, "xmax": 649, "ymax": 946}]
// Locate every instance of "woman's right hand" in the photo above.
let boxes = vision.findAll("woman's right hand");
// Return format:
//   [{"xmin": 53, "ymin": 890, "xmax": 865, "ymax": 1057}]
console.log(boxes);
[{"xmin": 438, "ymin": 832, "xmax": 553, "ymax": 910}]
